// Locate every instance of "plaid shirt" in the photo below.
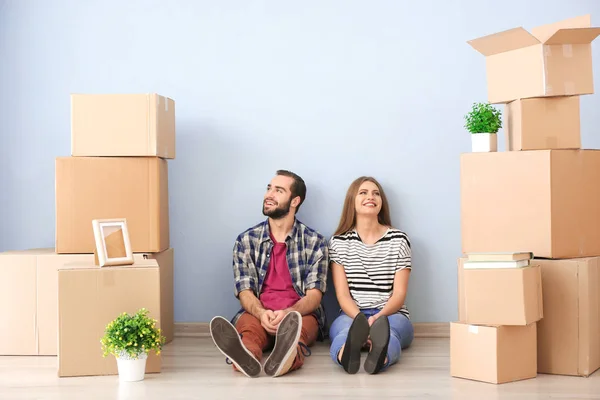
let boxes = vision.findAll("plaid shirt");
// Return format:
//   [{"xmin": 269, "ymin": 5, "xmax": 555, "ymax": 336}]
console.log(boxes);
[{"xmin": 230, "ymin": 218, "xmax": 329, "ymax": 340}]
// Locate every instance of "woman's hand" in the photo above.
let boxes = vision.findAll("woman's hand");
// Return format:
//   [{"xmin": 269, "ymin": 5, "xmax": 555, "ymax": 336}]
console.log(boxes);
[{"xmin": 368, "ymin": 313, "xmax": 382, "ymax": 326}]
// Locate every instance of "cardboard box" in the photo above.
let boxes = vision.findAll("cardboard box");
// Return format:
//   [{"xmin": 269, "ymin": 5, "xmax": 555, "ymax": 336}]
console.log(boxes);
[
  {"xmin": 58, "ymin": 263, "xmax": 161, "ymax": 377},
  {"xmin": 450, "ymin": 322, "xmax": 537, "ymax": 384},
  {"xmin": 55, "ymin": 156, "xmax": 170, "ymax": 253},
  {"xmin": 505, "ymin": 96, "xmax": 581, "ymax": 151},
  {"xmin": 457, "ymin": 256, "xmax": 600, "ymax": 376},
  {"xmin": 467, "ymin": 15, "xmax": 600, "ymax": 104},
  {"xmin": 71, "ymin": 94, "xmax": 175, "ymax": 159},
  {"xmin": 535, "ymin": 257, "xmax": 600, "ymax": 376},
  {"xmin": 0, "ymin": 248, "xmax": 174, "ymax": 356},
  {"xmin": 460, "ymin": 150, "xmax": 600, "ymax": 259},
  {"xmin": 0, "ymin": 251, "xmax": 37, "ymax": 355},
  {"xmin": 463, "ymin": 262, "xmax": 543, "ymax": 326}
]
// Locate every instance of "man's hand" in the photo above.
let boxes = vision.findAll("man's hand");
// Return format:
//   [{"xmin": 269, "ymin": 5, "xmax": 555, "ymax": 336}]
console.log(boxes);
[
  {"xmin": 270, "ymin": 309, "xmax": 290, "ymax": 328},
  {"xmin": 260, "ymin": 310, "xmax": 278, "ymax": 335}
]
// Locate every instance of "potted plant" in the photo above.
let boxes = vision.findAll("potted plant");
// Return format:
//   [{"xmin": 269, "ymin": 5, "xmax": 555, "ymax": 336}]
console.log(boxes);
[
  {"xmin": 100, "ymin": 308, "xmax": 165, "ymax": 382},
  {"xmin": 464, "ymin": 102, "xmax": 502, "ymax": 152}
]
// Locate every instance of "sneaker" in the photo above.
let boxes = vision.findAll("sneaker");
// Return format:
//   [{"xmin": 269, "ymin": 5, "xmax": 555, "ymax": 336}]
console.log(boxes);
[
  {"xmin": 364, "ymin": 315, "xmax": 390, "ymax": 374},
  {"xmin": 263, "ymin": 311, "xmax": 302, "ymax": 377},
  {"xmin": 339, "ymin": 312, "xmax": 370, "ymax": 374},
  {"xmin": 209, "ymin": 316, "xmax": 262, "ymax": 378}
]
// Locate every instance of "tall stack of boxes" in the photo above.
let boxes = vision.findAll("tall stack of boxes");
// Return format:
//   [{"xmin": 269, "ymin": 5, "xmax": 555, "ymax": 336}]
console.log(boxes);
[
  {"xmin": 452, "ymin": 14, "xmax": 600, "ymax": 383},
  {"xmin": 0, "ymin": 93, "xmax": 175, "ymax": 378}
]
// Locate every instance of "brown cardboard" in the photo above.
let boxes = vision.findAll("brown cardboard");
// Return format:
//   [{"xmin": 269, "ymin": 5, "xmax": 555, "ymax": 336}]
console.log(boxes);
[
  {"xmin": 450, "ymin": 322, "xmax": 537, "ymax": 384},
  {"xmin": 535, "ymin": 257, "xmax": 600, "ymax": 377},
  {"xmin": 457, "ymin": 256, "xmax": 600, "ymax": 377},
  {"xmin": 58, "ymin": 263, "xmax": 161, "ymax": 377},
  {"xmin": 0, "ymin": 248, "xmax": 174, "ymax": 356},
  {"xmin": 463, "ymin": 263, "xmax": 543, "ymax": 326},
  {"xmin": 71, "ymin": 94, "xmax": 175, "ymax": 159},
  {"xmin": 0, "ymin": 251, "xmax": 37, "ymax": 355},
  {"xmin": 467, "ymin": 15, "xmax": 600, "ymax": 103},
  {"xmin": 505, "ymin": 96, "xmax": 581, "ymax": 150},
  {"xmin": 55, "ymin": 156, "xmax": 169, "ymax": 253},
  {"xmin": 460, "ymin": 149, "xmax": 600, "ymax": 259}
]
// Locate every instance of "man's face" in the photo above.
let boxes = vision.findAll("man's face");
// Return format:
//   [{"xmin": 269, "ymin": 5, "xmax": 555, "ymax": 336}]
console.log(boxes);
[{"xmin": 262, "ymin": 175, "xmax": 295, "ymax": 219}]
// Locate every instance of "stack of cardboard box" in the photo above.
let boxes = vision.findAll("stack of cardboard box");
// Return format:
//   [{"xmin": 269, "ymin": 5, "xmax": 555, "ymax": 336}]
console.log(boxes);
[
  {"xmin": 0, "ymin": 93, "xmax": 176, "ymax": 378},
  {"xmin": 452, "ymin": 14, "xmax": 600, "ymax": 383}
]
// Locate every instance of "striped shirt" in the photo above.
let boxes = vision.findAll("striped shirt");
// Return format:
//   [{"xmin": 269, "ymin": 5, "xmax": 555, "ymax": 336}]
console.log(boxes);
[
  {"xmin": 231, "ymin": 218, "xmax": 329, "ymax": 340},
  {"xmin": 328, "ymin": 228, "xmax": 411, "ymax": 318}
]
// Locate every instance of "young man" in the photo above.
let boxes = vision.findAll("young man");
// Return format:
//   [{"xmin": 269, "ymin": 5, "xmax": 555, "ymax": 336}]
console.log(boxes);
[{"xmin": 210, "ymin": 170, "xmax": 329, "ymax": 378}]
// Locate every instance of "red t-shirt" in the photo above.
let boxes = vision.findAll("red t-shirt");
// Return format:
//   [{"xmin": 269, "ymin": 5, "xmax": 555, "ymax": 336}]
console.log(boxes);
[{"xmin": 259, "ymin": 234, "xmax": 301, "ymax": 311}]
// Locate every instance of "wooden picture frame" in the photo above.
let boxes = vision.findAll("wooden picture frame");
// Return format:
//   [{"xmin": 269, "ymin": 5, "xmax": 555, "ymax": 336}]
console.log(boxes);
[{"xmin": 92, "ymin": 218, "xmax": 134, "ymax": 267}]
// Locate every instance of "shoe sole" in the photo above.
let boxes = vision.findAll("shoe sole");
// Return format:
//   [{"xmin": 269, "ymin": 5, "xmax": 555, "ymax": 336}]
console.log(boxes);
[
  {"xmin": 364, "ymin": 316, "xmax": 390, "ymax": 374},
  {"xmin": 209, "ymin": 316, "xmax": 262, "ymax": 378},
  {"xmin": 340, "ymin": 313, "xmax": 369, "ymax": 374},
  {"xmin": 264, "ymin": 311, "xmax": 302, "ymax": 377}
]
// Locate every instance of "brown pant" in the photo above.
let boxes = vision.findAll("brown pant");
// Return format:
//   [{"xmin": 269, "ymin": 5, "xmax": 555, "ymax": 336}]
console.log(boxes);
[{"xmin": 235, "ymin": 312, "xmax": 319, "ymax": 373}]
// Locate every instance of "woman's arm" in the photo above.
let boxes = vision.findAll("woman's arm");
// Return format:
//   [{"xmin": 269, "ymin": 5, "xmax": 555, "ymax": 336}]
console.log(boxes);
[
  {"xmin": 370, "ymin": 268, "xmax": 411, "ymax": 323},
  {"xmin": 331, "ymin": 261, "xmax": 361, "ymax": 318}
]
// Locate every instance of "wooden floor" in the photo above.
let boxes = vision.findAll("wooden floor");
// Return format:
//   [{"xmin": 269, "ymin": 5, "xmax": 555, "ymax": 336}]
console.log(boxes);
[{"xmin": 1, "ymin": 335, "xmax": 599, "ymax": 399}]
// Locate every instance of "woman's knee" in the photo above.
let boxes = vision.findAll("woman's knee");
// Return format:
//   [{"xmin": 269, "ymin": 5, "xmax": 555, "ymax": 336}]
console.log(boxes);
[
  {"xmin": 328, "ymin": 313, "xmax": 354, "ymax": 338},
  {"xmin": 388, "ymin": 313, "xmax": 414, "ymax": 348}
]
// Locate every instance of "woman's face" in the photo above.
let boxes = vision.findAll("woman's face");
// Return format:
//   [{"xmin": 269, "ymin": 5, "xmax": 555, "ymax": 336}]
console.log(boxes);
[{"xmin": 354, "ymin": 181, "xmax": 382, "ymax": 217}]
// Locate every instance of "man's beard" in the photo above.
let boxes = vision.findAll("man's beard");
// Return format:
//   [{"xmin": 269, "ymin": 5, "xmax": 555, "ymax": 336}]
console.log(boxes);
[{"xmin": 262, "ymin": 199, "xmax": 291, "ymax": 219}]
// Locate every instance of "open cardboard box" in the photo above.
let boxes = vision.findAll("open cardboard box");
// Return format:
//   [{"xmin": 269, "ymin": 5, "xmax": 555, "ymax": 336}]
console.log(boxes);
[{"xmin": 468, "ymin": 14, "xmax": 600, "ymax": 103}]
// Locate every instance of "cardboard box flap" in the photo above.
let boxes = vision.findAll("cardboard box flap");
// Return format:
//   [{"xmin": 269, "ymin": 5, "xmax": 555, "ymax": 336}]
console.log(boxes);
[
  {"xmin": 543, "ymin": 27, "xmax": 600, "ymax": 45},
  {"xmin": 468, "ymin": 27, "xmax": 540, "ymax": 56},
  {"xmin": 531, "ymin": 14, "xmax": 591, "ymax": 43}
]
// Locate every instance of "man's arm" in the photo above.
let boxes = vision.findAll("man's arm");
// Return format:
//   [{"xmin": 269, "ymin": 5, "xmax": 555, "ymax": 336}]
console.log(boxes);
[
  {"xmin": 285, "ymin": 288, "xmax": 323, "ymax": 316},
  {"xmin": 238, "ymin": 289, "xmax": 267, "ymax": 320}
]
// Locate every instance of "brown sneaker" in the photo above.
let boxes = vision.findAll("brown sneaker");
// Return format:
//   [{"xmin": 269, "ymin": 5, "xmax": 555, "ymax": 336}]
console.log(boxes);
[
  {"xmin": 209, "ymin": 316, "xmax": 262, "ymax": 378},
  {"xmin": 263, "ymin": 311, "xmax": 302, "ymax": 377}
]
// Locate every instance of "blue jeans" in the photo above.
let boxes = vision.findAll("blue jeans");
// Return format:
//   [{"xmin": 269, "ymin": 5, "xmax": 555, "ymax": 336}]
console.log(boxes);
[{"xmin": 329, "ymin": 309, "xmax": 414, "ymax": 370}]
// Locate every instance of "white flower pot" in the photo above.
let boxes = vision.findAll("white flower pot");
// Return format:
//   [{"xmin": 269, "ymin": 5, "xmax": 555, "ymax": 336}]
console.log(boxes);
[
  {"xmin": 471, "ymin": 133, "xmax": 497, "ymax": 152},
  {"xmin": 115, "ymin": 351, "xmax": 148, "ymax": 382}
]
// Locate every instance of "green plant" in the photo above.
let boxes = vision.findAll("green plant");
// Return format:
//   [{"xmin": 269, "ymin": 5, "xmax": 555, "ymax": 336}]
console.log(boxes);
[
  {"xmin": 464, "ymin": 102, "xmax": 502, "ymax": 134},
  {"xmin": 100, "ymin": 308, "xmax": 165, "ymax": 359}
]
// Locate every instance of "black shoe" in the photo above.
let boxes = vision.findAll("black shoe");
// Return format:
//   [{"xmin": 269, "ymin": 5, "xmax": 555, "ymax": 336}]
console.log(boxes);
[
  {"xmin": 364, "ymin": 315, "xmax": 390, "ymax": 374},
  {"xmin": 339, "ymin": 312, "xmax": 370, "ymax": 374},
  {"xmin": 264, "ymin": 311, "xmax": 302, "ymax": 377},
  {"xmin": 209, "ymin": 316, "xmax": 262, "ymax": 378}
]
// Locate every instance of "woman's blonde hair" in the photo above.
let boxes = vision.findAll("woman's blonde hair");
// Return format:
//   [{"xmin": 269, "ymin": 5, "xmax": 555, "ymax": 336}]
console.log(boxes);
[{"xmin": 333, "ymin": 176, "xmax": 392, "ymax": 236}]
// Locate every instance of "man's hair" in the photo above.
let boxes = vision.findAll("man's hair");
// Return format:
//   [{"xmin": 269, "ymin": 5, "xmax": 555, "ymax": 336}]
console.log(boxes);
[{"xmin": 276, "ymin": 170, "xmax": 306, "ymax": 212}]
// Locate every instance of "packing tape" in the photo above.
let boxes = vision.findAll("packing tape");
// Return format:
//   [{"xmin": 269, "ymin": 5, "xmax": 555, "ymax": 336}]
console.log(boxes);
[
  {"xmin": 165, "ymin": 97, "xmax": 169, "ymax": 112},
  {"xmin": 542, "ymin": 47, "xmax": 551, "ymax": 95},
  {"xmin": 563, "ymin": 44, "xmax": 573, "ymax": 58},
  {"xmin": 468, "ymin": 325, "xmax": 479, "ymax": 334}
]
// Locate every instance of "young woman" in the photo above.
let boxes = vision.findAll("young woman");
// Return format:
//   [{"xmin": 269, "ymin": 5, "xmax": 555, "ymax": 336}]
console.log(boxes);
[{"xmin": 328, "ymin": 176, "xmax": 414, "ymax": 374}]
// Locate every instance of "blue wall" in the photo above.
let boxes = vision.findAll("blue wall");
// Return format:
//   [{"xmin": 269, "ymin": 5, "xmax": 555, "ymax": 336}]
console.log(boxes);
[{"xmin": 2, "ymin": 0, "xmax": 600, "ymax": 324}]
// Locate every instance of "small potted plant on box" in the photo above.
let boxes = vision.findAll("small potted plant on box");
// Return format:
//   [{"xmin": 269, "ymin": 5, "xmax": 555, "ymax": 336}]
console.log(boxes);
[
  {"xmin": 464, "ymin": 102, "xmax": 502, "ymax": 152},
  {"xmin": 100, "ymin": 308, "xmax": 165, "ymax": 382}
]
